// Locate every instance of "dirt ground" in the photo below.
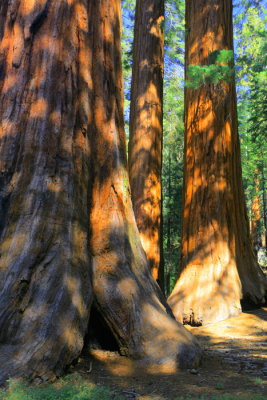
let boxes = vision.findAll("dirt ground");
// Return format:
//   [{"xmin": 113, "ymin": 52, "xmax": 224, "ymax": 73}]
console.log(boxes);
[{"xmin": 71, "ymin": 307, "xmax": 267, "ymax": 399}]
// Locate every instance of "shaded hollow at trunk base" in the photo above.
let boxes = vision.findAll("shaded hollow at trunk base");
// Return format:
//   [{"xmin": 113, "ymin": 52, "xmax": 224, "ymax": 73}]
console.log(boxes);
[{"xmin": 84, "ymin": 304, "xmax": 120, "ymax": 353}]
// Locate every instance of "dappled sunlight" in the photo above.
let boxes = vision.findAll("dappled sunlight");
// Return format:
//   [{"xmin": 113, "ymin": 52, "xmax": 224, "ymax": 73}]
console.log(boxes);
[
  {"xmin": 169, "ymin": 90, "xmax": 244, "ymax": 323},
  {"xmin": 169, "ymin": 255, "xmax": 242, "ymax": 325},
  {"xmin": 20, "ymin": 0, "xmax": 48, "ymax": 17},
  {"xmin": 61, "ymin": 324, "xmax": 83, "ymax": 351},
  {"xmin": 150, "ymin": 14, "xmax": 164, "ymax": 37},
  {"xmin": 117, "ymin": 277, "xmax": 138, "ymax": 299},
  {"xmin": 129, "ymin": 89, "xmax": 162, "ymax": 280},
  {"xmin": 30, "ymin": 97, "xmax": 47, "ymax": 118},
  {"xmin": 0, "ymin": 0, "xmax": 95, "ymax": 383},
  {"xmin": 137, "ymin": 82, "xmax": 161, "ymax": 110},
  {"xmin": 75, "ymin": 2, "xmax": 89, "ymax": 31},
  {"xmin": 189, "ymin": 308, "xmax": 267, "ymax": 344},
  {"xmin": 128, "ymin": 0, "xmax": 164, "ymax": 284},
  {"xmin": 168, "ymin": 0, "xmax": 267, "ymax": 326},
  {"xmin": 2, "ymin": 70, "xmax": 17, "ymax": 93},
  {"xmin": 66, "ymin": 276, "xmax": 87, "ymax": 316},
  {"xmin": 0, "ymin": 0, "xmax": 201, "ymax": 385},
  {"xmin": 0, "ymin": 233, "xmax": 26, "ymax": 269},
  {"xmin": 49, "ymin": 110, "xmax": 61, "ymax": 125},
  {"xmin": 37, "ymin": 34, "xmax": 59, "ymax": 52},
  {"xmin": 72, "ymin": 222, "xmax": 89, "ymax": 266},
  {"xmin": 90, "ymin": 349, "xmax": 137, "ymax": 377},
  {"xmin": 0, "ymin": 119, "xmax": 15, "ymax": 138}
]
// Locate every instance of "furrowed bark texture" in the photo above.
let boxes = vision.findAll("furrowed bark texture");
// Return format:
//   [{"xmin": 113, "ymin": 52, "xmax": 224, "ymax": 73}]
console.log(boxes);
[
  {"xmin": 168, "ymin": 0, "xmax": 267, "ymax": 326},
  {"xmin": 0, "ymin": 0, "xmax": 93, "ymax": 383},
  {"xmin": 0, "ymin": 0, "xmax": 201, "ymax": 384},
  {"xmin": 128, "ymin": 0, "xmax": 164, "ymax": 288},
  {"xmin": 251, "ymin": 170, "xmax": 261, "ymax": 256},
  {"xmin": 90, "ymin": 0, "xmax": 201, "ymax": 371}
]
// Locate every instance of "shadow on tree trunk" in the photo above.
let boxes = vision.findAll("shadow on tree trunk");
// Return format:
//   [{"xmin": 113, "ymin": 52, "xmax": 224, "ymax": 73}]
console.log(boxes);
[{"xmin": 0, "ymin": 0, "xmax": 201, "ymax": 385}]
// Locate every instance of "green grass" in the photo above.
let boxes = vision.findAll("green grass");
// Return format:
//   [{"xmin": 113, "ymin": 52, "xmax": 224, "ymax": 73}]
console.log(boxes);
[
  {"xmin": 174, "ymin": 396, "xmax": 267, "ymax": 400},
  {"xmin": 0, "ymin": 374, "xmax": 122, "ymax": 400},
  {"xmin": 249, "ymin": 377, "xmax": 264, "ymax": 386},
  {"xmin": 1, "ymin": 375, "xmax": 266, "ymax": 400}
]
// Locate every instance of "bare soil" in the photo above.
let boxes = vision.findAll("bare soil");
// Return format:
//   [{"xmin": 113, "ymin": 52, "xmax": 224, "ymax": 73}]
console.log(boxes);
[{"xmin": 72, "ymin": 307, "xmax": 267, "ymax": 399}]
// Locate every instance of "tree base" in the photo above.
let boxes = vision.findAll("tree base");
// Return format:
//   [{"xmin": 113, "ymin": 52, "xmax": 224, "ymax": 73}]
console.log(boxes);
[{"xmin": 168, "ymin": 263, "xmax": 243, "ymax": 326}]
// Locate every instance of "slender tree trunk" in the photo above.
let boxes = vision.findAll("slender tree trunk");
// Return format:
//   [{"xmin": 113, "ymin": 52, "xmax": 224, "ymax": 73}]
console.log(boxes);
[
  {"xmin": 128, "ymin": 0, "xmax": 164, "ymax": 289},
  {"xmin": 166, "ymin": 150, "xmax": 171, "ymax": 296},
  {"xmin": 168, "ymin": 0, "xmax": 267, "ymax": 326},
  {"xmin": 251, "ymin": 169, "xmax": 262, "ymax": 256},
  {"xmin": 260, "ymin": 147, "xmax": 267, "ymax": 250},
  {"xmin": 167, "ymin": 150, "xmax": 171, "ymax": 251},
  {"xmin": 0, "ymin": 0, "xmax": 201, "ymax": 384}
]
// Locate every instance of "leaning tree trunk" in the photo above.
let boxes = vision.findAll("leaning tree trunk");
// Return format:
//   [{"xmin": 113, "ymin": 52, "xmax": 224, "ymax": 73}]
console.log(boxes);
[
  {"xmin": 128, "ymin": 0, "xmax": 164, "ymax": 289},
  {"xmin": 0, "ymin": 0, "xmax": 200, "ymax": 384},
  {"xmin": 168, "ymin": 0, "xmax": 267, "ymax": 326}
]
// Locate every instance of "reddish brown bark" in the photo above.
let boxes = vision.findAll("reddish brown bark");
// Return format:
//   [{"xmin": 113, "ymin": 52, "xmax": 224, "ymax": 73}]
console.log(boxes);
[
  {"xmin": 251, "ymin": 170, "xmax": 262, "ymax": 255},
  {"xmin": 0, "ymin": 0, "xmax": 201, "ymax": 384},
  {"xmin": 168, "ymin": 0, "xmax": 267, "ymax": 326},
  {"xmin": 128, "ymin": 0, "xmax": 164, "ymax": 289},
  {"xmin": 0, "ymin": 0, "xmax": 93, "ymax": 382},
  {"xmin": 89, "ymin": 0, "xmax": 200, "ymax": 371}
]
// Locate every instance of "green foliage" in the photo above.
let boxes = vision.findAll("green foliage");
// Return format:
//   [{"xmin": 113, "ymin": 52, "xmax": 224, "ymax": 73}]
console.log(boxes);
[
  {"xmin": 121, "ymin": 0, "xmax": 135, "ymax": 138},
  {"xmin": 249, "ymin": 377, "xmax": 264, "ymax": 385},
  {"xmin": 122, "ymin": 0, "xmax": 266, "ymax": 292},
  {"xmin": 174, "ymin": 396, "xmax": 266, "ymax": 400},
  {"xmin": 235, "ymin": 4, "xmax": 267, "ymax": 247},
  {"xmin": 163, "ymin": 69, "xmax": 184, "ymax": 295},
  {"xmin": 216, "ymin": 382, "xmax": 225, "ymax": 391},
  {"xmin": 185, "ymin": 50, "xmax": 234, "ymax": 89},
  {"xmin": 0, "ymin": 375, "xmax": 121, "ymax": 400},
  {"xmin": 162, "ymin": 1, "xmax": 186, "ymax": 295},
  {"xmin": 165, "ymin": 0, "xmax": 185, "ymax": 66}
]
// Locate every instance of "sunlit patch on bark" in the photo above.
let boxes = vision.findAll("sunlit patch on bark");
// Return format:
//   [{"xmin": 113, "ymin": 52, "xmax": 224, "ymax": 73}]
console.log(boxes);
[
  {"xmin": 128, "ymin": 0, "xmax": 164, "ymax": 286},
  {"xmin": 168, "ymin": 0, "xmax": 267, "ymax": 326},
  {"xmin": 30, "ymin": 97, "xmax": 47, "ymax": 118}
]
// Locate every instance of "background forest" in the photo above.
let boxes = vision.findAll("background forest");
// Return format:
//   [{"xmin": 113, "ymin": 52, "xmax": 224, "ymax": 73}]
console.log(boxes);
[
  {"xmin": 122, "ymin": 0, "xmax": 267, "ymax": 295},
  {"xmin": 0, "ymin": 0, "xmax": 266, "ymax": 396}
]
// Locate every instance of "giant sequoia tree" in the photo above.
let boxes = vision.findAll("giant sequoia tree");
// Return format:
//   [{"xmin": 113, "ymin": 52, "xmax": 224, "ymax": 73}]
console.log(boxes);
[
  {"xmin": 168, "ymin": 0, "xmax": 267, "ymax": 326},
  {"xmin": 128, "ymin": 0, "xmax": 164, "ymax": 288},
  {"xmin": 0, "ymin": 0, "xmax": 201, "ymax": 384}
]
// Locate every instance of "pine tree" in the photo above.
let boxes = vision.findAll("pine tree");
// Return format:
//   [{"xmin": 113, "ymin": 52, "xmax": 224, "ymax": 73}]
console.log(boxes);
[{"xmin": 235, "ymin": 5, "xmax": 267, "ymax": 256}]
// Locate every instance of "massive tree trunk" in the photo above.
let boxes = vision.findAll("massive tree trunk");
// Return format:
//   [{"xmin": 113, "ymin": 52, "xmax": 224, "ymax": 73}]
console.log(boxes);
[
  {"xmin": 0, "ymin": 0, "xmax": 94, "ymax": 382},
  {"xmin": 0, "ymin": 0, "xmax": 200, "ymax": 384},
  {"xmin": 168, "ymin": 0, "xmax": 267, "ymax": 326},
  {"xmin": 89, "ymin": 0, "xmax": 200, "ymax": 371},
  {"xmin": 128, "ymin": 0, "xmax": 164, "ymax": 289}
]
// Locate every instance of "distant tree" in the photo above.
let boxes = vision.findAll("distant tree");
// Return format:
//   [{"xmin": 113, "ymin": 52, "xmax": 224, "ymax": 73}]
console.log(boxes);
[
  {"xmin": 162, "ymin": 0, "xmax": 185, "ymax": 295},
  {"xmin": 121, "ymin": 0, "xmax": 135, "ymax": 136},
  {"xmin": 128, "ymin": 0, "xmax": 165, "ymax": 288},
  {"xmin": 162, "ymin": 70, "xmax": 184, "ymax": 296},
  {"xmin": 235, "ymin": 5, "xmax": 267, "ymax": 253},
  {"xmin": 168, "ymin": 0, "xmax": 267, "ymax": 326}
]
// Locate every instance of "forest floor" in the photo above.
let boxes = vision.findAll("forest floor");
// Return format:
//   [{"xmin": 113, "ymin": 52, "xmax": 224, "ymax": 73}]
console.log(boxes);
[{"xmin": 71, "ymin": 307, "xmax": 267, "ymax": 400}]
